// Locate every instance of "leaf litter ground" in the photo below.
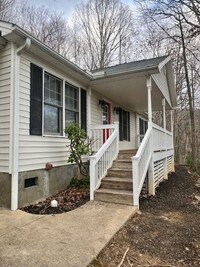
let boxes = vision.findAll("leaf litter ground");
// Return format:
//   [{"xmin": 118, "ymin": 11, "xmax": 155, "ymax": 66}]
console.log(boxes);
[
  {"xmin": 21, "ymin": 187, "xmax": 89, "ymax": 215},
  {"xmin": 88, "ymin": 165, "xmax": 200, "ymax": 267}
]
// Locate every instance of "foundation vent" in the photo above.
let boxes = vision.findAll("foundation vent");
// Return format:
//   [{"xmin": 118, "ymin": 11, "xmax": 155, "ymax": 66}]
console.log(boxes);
[{"xmin": 24, "ymin": 177, "xmax": 38, "ymax": 188}]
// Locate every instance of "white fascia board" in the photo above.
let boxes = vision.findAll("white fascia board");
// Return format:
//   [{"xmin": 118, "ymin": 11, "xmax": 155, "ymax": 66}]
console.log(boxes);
[
  {"xmin": 92, "ymin": 66, "xmax": 159, "ymax": 81},
  {"xmin": 158, "ymin": 56, "xmax": 171, "ymax": 72},
  {"xmin": 166, "ymin": 61, "xmax": 177, "ymax": 108}
]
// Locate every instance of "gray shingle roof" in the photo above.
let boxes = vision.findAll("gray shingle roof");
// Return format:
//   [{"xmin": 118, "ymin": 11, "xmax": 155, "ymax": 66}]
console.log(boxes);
[{"xmin": 92, "ymin": 55, "xmax": 169, "ymax": 74}]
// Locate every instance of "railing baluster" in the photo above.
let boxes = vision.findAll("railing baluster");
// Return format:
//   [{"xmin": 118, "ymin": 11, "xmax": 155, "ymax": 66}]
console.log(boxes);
[{"xmin": 89, "ymin": 124, "xmax": 119, "ymax": 200}]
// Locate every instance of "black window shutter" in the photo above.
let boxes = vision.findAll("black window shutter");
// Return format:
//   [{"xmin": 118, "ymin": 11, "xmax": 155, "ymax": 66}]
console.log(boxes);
[
  {"xmin": 127, "ymin": 112, "xmax": 130, "ymax": 141},
  {"xmin": 81, "ymin": 88, "xmax": 87, "ymax": 132},
  {"xmin": 119, "ymin": 108, "xmax": 123, "ymax": 141},
  {"xmin": 30, "ymin": 63, "xmax": 43, "ymax": 135}
]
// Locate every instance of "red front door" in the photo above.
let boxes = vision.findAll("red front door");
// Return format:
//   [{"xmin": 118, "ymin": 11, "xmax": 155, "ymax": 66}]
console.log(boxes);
[{"xmin": 102, "ymin": 101, "xmax": 111, "ymax": 143}]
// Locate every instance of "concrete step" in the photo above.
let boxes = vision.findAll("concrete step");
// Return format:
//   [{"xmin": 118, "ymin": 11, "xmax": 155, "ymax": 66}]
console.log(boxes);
[
  {"xmin": 118, "ymin": 149, "xmax": 137, "ymax": 160},
  {"xmin": 112, "ymin": 159, "xmax": 132, "ymax": 169},
  {"xmin": 94, "ymin": 188, "xmax": 133, "ymax": 205},
  {"xmin": 107, "ymin": 168, "xmax": 132, "ymax": 178},
  {"xmin": 101, "ymin": 177, "xmax": 133, "ymax": 190}
]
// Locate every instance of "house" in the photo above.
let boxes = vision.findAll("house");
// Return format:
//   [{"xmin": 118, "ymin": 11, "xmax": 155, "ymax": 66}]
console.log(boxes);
[{"xmin": 0, "ymin": 21, "xmax": 176, "ymax": 210}]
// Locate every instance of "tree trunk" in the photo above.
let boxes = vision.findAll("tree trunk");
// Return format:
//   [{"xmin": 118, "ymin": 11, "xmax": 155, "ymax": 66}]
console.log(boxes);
[{"xmin": 179, "ymin": 19, "xmax": 196, "ymax": 169}]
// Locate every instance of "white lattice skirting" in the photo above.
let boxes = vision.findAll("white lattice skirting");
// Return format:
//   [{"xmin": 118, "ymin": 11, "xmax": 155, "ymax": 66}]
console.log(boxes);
[{"xmin": 153, "ymin": 156, "xmax": 173, "ymax": 189}]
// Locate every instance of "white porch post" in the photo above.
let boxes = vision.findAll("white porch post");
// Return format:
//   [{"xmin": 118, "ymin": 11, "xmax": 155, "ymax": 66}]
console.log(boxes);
[
  {"xmin": 147, "ymin": 77, "xmax": 152, "ymax": 129},
  {"xmin": 170, "ymin": 109, "xmax": 173, "ymax": 135},
  {"xmin": 114, "ymin": 122, "xmax": 119, "ymax": 155},
  {"xmin": 162, "ymin": 98, "xmax": 168, "ymax": 180},
  {"xmin": 89, "ymin": 156, "xmax": 96, "ymax": 201},
  {"xmin": 170, "ymin": 109, "xmax": 175, "ymax": 172},
  {"xmin": 87, "ymin": 87, "xmax": 92, "ymax": 138},
  {"xmin": 162, "ymin": 98, "xmax": 166, "ymax": 130},
  {"xmin": 147, "ymin": 77, "xmax": 155, "ymax": 195}
]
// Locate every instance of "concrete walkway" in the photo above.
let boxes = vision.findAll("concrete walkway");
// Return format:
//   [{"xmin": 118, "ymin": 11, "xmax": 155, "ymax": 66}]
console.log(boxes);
[{"xmin": 0, "ymin": 201, "xmax": 137, "ymax": 267}]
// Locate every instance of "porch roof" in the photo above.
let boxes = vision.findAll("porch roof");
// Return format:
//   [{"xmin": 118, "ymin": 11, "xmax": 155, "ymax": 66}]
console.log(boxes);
[
  {"xmin": 91, "ymin": 56, "xmax": 176, "ymax": 112},
  {"xmin": 92, "ymin": 56, "xmax": 168, "ymax": 75}
]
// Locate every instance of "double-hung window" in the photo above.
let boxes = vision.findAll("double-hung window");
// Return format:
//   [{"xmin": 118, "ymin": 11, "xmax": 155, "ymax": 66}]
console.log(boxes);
[
  {"xmin": 44, "ymin": 73, "xmax": 63, "ymax": 135},
  {"xmin": 30, "ymin": 63, "xmax": 87, "ymax": 136},
  {"xmin": 65, "ymin": 83, "xmax": 79, "ymax": 127}
]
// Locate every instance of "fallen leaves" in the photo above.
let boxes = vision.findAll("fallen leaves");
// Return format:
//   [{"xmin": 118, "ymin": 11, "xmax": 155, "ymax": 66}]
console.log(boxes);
[{"xmin": 21, "ymin": 187, "xmax": 90, "ymax": 215}]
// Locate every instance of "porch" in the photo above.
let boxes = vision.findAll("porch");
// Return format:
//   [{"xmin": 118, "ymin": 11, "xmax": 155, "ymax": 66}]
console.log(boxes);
[
  {"xmin": 89, "ymin": 121, "xmax": 174, "ymax": 206},
  {"xmin": 88, "ymin": 56, "xmax": 176, "ymax": 207}
]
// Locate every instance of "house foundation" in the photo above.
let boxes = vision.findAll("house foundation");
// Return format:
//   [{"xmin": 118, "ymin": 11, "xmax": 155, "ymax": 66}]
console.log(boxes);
[
  {"xmin": 0, "ymin": 164, "xmax": 78, "ymax": 209},
  {"xmin": 0, "ymin": 173, "xmax": 11, "ymax": 208}
]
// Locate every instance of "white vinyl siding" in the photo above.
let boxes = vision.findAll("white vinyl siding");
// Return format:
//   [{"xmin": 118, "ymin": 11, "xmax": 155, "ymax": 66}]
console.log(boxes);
[
  {"xmin": 91, "ymin": 90, "xmax": 103, "ymax": 125},
  {"xmin": 0, "ymin": 44, "xmax": 11, "ymax": 172},
  {"xmin": 18, "ymin": 53, "xmax": 86, "ymax": 172},
  {"xmin": 152, "ymin": 72, "xmax": 171, "ymax": 107}
]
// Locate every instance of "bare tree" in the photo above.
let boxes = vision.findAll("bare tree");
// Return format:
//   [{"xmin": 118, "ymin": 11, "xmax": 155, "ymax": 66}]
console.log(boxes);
[
  {"xmin": 134, "ymin": 0, "xmax": 200, "ymax": 169},
  {"xmin": 73, "ymin": 0, "xmax": 135, "ymax": 70},
  {"xmin": 13, "ymin": 0, "xmax": 71, "ymax": 56},
  {"xmin": 0, "ymin": 0, "xmax": 16, "ymax": 21}
]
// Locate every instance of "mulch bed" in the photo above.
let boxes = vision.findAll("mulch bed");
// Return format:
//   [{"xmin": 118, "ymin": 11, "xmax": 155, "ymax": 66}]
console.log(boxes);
[
  {"xmin": 21, "ymin": 187, "xmax": 90, "ymax": 215},
  {"xmin": 88, "ymin": 165, "xmax": 200, "ymax": 267}
]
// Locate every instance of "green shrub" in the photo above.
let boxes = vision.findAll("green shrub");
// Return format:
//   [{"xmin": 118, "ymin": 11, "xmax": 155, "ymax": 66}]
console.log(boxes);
[
  {"xmin": 69, "ymin": 177, "xmax": 90, "ymax": 189},
  {"xmin": 65, "ymin": 122, "xmax": 92, "ymax": 176}
]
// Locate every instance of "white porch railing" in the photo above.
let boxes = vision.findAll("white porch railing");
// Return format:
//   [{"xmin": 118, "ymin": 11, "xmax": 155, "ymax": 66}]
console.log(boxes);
[
  {"xmin": 90, "ymin": 124, "xmax": 117, "ymax": 152},
  {"xmin": 152, "ymin": 123, "xmax": 173, "ymax": 151},
  {"xmin": 132, "ymin": 128, "xmax": 152, "ymax": 206},
  {"xmin": 132, "ymin": 123, "xmax": 174, "ymax": 206},
  {"xmin": 89, "ymin": 123, "xmax": 119, "ymax": 200}
]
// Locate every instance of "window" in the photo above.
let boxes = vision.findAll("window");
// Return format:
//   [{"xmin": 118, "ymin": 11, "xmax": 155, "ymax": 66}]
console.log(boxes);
[
  {"xmin": 65, "ymin": 83, "xmax": 79, "ymax": 127},
  {"xmin": 119, "ymin": 108, "xmax": 130, "ymax": 141},
  {"xmin": 139, "ymin": 118, "xmax": 148, "ymax": 143},
  {"xmin": 30, "ymin": 64, "xmax": 87, "ymax": 136},
  {"xmin": 139, "ymin": 118, "xmax": 148, "ymax": 135},
  {"xmin": 81, "ymin": 89, "xmax": 87, "ymax": 131},
  {"xmin": 44, "ymin": 73, "xmax": 63, "ymax": 135}
]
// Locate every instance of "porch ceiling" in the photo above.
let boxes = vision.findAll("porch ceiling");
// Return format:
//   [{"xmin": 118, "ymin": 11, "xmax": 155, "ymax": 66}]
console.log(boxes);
[{"xmin": 91, "ymin": 71, "xmax": 171, "ymax": 112}]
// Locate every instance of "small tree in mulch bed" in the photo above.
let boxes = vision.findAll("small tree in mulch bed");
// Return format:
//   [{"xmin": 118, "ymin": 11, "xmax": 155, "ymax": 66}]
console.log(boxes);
[{"xmin": 65, "ymin": 122, "xmax": 93, "ymax": 177}]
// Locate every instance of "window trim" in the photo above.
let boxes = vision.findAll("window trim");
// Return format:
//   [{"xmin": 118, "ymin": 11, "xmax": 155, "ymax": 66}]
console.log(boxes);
[
  {"xmin": 119, "ymin": 108, "xmax": 130, "ymax": 142},
  {"xmin": 43, "ymin": 71, "xmax": 63, "ymax": 136},
  {"xmin": 65, "ymin": 82, "xmax": 80, "ymax": 128}
]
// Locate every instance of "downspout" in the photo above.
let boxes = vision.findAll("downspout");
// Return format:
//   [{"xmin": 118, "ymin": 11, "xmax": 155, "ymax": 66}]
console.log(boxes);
[{"xmin": 11, "ymin": 38, "xmax": 31, "ymax": 210}]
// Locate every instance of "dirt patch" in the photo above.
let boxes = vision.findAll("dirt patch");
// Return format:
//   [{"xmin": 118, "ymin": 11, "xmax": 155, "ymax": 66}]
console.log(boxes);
[
  {"xmin": 20, "ymin": 187, "xmax": 90, "ymax": 215},
  {"xmin": 88, "ymin": 166, "xmax": 200, "ymax": 267}
]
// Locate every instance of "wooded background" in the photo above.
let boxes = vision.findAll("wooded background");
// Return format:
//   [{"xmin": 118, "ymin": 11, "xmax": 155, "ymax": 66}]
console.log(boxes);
[{"xmin": 1, "ymin": 0, "xmax": 199, "ymax": 171}]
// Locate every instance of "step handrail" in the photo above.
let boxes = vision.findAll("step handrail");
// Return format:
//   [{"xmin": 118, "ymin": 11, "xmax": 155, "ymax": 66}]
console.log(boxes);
[
  {"xmin": 90, "ymin": 123, "xmax": 119, "ymax": 200},
  {"xmin": 132, "ymin": 128, "xmax": 152, "ymax": 206}
]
